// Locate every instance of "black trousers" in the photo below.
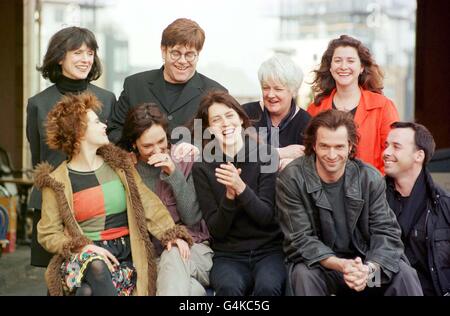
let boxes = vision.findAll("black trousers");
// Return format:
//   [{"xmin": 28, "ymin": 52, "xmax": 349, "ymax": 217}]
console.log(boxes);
[
  {"xmin": 30, "ymin": 209, "xmax": 52, "ymax": 267},
  {"xmin": 210, "ymin": 248, "xmax": 286, "ymax": 296},
  {"xmin": 291, "ymin": 259, "xmax": 423, "ymax": 296}
]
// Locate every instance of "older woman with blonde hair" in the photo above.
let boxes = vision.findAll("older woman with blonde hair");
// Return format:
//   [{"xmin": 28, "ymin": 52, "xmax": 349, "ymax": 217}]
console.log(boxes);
[
  {"xmin": 35, "ymin": 92, "xmax": 191, "ymax": 296},
  {"xmin": 243, "ymin": 53, "xmax": 311, "ymax": 170}
]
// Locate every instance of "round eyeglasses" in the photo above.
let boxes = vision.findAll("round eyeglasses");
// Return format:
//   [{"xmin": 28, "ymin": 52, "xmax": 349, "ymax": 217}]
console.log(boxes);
[{"xmin": 168, "ymin": 50, "xmax": 198, "ymax": 62}]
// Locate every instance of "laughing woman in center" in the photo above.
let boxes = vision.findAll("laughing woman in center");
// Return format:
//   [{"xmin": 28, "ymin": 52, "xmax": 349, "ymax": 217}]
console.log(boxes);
[{"xmin": 192, "ymin": 90, "xmax": 286, "ymax": 296}]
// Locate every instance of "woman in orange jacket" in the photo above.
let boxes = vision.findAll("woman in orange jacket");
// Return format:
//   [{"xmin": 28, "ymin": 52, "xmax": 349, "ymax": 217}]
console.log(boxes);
[{"xmin": 307, "ymin": 35, "xmax": 399, "ymax": 174}]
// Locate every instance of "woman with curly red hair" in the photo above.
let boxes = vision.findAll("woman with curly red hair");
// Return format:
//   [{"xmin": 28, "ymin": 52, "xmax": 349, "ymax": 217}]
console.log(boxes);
[
  {"xmin": 307, "ymin": 35, "xmax": 399, "ymax": 174},
  {"xmin": 35, "ymin": 92, "xmax": 192, "ymax": 296}
]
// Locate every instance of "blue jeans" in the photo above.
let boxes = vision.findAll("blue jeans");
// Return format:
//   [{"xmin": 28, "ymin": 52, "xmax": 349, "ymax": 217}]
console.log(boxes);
[{"xmin": 210, "ymin": 248, "xmax": 286, "ymax": 296}]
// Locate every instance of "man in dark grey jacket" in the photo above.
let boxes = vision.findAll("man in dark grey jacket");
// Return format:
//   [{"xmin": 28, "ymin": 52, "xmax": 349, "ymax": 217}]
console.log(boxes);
[
  {"xmin": 384, "ymin": 122, "xmax": 450, "ymax": 295},
  {"xmin": 107, "ymin": 18, "xmax": 226, "ymax": 144},
  {"xmin": 276, "ymin": 110, "xmax": 423, "ymax": 296}
]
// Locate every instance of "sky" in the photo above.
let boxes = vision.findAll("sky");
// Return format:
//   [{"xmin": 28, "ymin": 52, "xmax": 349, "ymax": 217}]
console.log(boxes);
[{"xmin": 39, "ymin": 0, "xmax": 417, "ymax": 107}]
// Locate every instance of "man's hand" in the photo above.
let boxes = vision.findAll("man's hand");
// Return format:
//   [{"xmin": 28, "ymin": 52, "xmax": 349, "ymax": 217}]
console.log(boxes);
[
  {"xmin": 343, "ymin": 257, "xmax": 369, "ymax": 292},
  {"xmin": 279, "ymin": 158, "xmax": 294, "ymax": 171},
  {"xmin": 277, "ymin": 145, "xmax": 305, "ymax": 160},
  {"xmin": 320, "ymin": 256, "xmax": 369, "ymax": 292}
]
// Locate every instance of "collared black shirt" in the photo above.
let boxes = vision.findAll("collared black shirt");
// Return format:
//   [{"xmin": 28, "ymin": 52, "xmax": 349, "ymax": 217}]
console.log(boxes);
[
  {"xmin": 386, "ymin": 169, "xmax": 436, "ymax": 295},
  {"xmin": 321, "ymin": 175, "xmax": 354, "ymax": 257}
]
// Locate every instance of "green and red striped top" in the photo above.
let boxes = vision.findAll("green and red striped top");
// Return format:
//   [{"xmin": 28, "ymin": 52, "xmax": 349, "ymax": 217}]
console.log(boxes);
[{"xmin": 68, "ymin": 163, "xmax": 129, "ymax": 241}]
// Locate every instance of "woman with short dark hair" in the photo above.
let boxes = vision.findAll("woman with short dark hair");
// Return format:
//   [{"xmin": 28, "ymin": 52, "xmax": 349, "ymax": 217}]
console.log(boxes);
[{"xmin": 27, "ymin": 26, "xmax": 116, "ymax": 267}]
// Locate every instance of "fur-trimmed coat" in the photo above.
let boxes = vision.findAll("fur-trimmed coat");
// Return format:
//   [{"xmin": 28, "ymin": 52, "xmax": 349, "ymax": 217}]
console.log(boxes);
[{"xmin": 34, "ymin": 144, "xmax": 192, "ymax": 296}]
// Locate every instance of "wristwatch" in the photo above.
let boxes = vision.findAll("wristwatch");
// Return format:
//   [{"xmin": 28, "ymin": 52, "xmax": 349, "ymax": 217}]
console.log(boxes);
[{"xmin": 367, "ymin": 262, "xmax": 379, "ymax": 280}]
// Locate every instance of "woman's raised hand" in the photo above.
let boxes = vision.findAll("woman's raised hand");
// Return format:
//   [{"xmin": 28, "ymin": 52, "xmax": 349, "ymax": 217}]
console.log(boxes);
[{"xmin": 215, "ymin": 162, "xmax": 246, "ymax": 197}]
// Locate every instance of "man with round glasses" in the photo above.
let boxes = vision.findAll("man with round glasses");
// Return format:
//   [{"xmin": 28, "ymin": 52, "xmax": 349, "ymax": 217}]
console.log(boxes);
[{"xmin": 108, "ymin": 18, "xmax": 227, "ymax": 144}]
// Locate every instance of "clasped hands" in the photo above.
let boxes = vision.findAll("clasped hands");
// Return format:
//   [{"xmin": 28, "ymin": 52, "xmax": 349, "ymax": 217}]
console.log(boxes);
[
  {"xmin": 341, "ymin": 257, "xmax": 372, "ymax": 292},
  {"xmin": 215, "ymin": 162, "xmax": 246, "ymax": 199}
]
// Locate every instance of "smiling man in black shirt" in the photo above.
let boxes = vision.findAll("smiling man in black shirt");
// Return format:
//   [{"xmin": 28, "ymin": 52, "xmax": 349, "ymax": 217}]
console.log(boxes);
[
  {"xmin": 384, "ymin": 122, "xmax": 450, "ymax": 296},
  {"xmin": 108, "ymin": 18, "xmax": 226, "ymax": 144}
]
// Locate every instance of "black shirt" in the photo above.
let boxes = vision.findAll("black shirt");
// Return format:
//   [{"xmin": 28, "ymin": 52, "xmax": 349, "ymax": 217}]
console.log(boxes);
[
  {"xmin": 55, "ymin": 75, "xmax": 88, "ymax": 94},
  {"xmin": 192, "ymin": 136, "xmax": 282, "ymax": 253},
  {"xmin": 164, "ymin": 80, "xmax": 185, "ymax": 112},
  {"xmin": 332, "ymin": 100, "xmax": 358, "ymax": 117},
  {"xmin": 243, "ymin": 100, "xmax": 311, "ymax": 148},
  {"xmin": 321, "ymin": 175, "xmax": 353, "ymax": 256},
  {"xmin": 386, "ymin": 170, "xmax": 436, "ymax": 295}
]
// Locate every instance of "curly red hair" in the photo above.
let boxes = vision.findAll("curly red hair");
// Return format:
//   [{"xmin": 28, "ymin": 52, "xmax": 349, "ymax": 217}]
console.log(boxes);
[{"xmin": 46, "ymin": 92, "xmax": 102, "ymax": 158}]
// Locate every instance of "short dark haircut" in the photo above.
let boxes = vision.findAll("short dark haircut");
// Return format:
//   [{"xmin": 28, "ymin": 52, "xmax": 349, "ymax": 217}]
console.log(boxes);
[
  {"xmin": 37, "ymin": 26, "xmax": 102, "ymax": 83},
  {"xmin": 304, "ymin": 109, "xmax": 359, "ymax": 159},
  {"xmin": 118, "ymin": 103, "xmax": 169, "ymax": 152},
  {"xmin": 391, "ymin": 121, "xmax": 436, "ymax": 164},
  {"xmin": 161, "ymin": 18, "xmax": 205, "ymax": 51},
  {"xmin": 194, "ymin": 90, "xmax": 252, "ymax": 148}
]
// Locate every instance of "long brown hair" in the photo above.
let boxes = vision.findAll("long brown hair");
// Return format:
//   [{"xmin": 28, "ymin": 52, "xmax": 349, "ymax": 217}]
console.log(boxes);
[{"xmin": 312, "ymin": 35, "xmax": 384, "ymax": 105}]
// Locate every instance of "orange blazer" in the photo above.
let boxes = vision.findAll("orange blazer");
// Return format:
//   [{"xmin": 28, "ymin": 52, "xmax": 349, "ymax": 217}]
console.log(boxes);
[{"xmin": 307, "ymin": 88, "xmax": 399, "ymax": 174}]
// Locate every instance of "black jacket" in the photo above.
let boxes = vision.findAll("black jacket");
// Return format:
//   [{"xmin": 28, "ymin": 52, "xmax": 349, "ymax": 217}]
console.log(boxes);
[
  {"xmin": 243, "ymin": 100, "xmax": 311, "ymax": 147},
  {"xmin": 277, "ymin": 155, "xmax": 405, "ymax": 276},
  {"xmin": 192, "ymin": 137, "xmax": 282, "ymax": 253},
  {"xmin": 26, "ymin": 84, "xmax": 115, "ymax": 209},
  {"xmin": 108, "ymin": 67, "xmax": 226, "ymax": 143},
  {"xmin": 386, "ymin": 170, "xmax": 450, "ymax": 295}
]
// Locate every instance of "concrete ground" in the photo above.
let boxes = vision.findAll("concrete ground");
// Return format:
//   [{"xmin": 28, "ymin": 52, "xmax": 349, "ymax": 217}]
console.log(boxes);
[{"xmin": 0, "ymin": 245, "xmax": 47, "ymax": 296}]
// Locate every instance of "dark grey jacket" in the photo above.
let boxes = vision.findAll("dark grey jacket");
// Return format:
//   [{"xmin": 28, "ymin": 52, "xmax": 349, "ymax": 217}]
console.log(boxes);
[
  {"xmin": 107, "ymin": 67, "xmax": 227, "ymax": 144},
  {"xmin": 26, "ymin": 84, "xmax": 115, "ymax": 209},
  {"xmin": 387, "ymin": 170, "xmax": 450, "ymax": 295},
  {"xmin": 276, "ymin": 155, "xmax": 405, "ymax": 275}
]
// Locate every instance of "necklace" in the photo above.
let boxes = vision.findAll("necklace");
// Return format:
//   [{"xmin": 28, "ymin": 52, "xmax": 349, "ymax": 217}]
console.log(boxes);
[{"xmin": 333, "ymin": 95, "xmax": 360, "ymax": 112}]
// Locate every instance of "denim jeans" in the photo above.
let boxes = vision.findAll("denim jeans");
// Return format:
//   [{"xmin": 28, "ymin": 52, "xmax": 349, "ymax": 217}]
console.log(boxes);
[{"xmin": 210, "ymin": 247, "xmax": 286, "ymax": 296}]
